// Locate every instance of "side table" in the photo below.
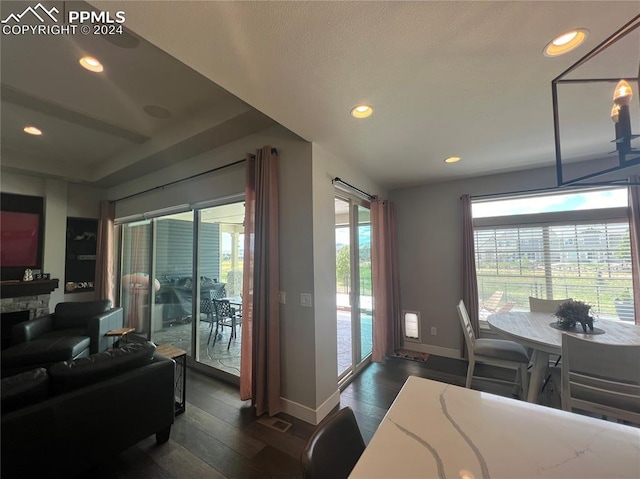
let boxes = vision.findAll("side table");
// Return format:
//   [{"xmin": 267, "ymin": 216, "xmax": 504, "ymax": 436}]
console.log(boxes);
[
  {"xmin": 155, "ymin": 343, "xmax": 187, "ymax": 416},
  {"xmin": 104, "ymin": 327, "xmax": 135, "ymax": 348}
]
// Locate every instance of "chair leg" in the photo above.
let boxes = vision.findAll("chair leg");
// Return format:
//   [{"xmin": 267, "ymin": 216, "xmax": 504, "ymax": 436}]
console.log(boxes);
[
  {"xmin": 465, "ymin": 359, "xmax": 475, "ymax": 388},
  {"xmin": 207, "ymin": 316, "xmax": 215, "ymax": 345},
  {"xmin": 210, "ymin": 320, "xmax": 220, "ymax": 348},
  {"xmin": 227, "ymin": 317, "xmax": 236, "ymax": 350},
  {"xmin": 519, "ymin": 363, "xmax": 529, "ymax": 400}
]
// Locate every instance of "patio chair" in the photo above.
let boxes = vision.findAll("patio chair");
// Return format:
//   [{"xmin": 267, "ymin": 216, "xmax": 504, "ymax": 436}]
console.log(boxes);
[
  {"xmin": 561, "ymin": 335, "xmax": 640, "ymax": 425},
  {"xmin": 480, "ymin": 291, "xmax": 504, "ymax": 313},
  {"xmin": 210, "ymin": 299, "xmax": 242, "ymax": 349}
]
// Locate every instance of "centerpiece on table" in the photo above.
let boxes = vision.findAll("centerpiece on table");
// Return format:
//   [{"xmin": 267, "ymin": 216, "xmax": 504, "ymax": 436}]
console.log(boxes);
[{"xmin": 554, "ymin": 299, "xmax": 594, "ymax": 332}]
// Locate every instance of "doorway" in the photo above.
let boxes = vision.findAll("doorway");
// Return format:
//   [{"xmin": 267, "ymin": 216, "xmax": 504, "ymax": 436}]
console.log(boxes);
[{"xmin": 335, "ymin": 195, "xmax": 372, "ymax": 386}]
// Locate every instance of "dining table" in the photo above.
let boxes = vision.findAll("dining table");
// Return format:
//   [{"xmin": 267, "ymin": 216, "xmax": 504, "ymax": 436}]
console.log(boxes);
[
  {"xmin": 349, "ymin": 375, "xmax": 640, "ymax": 479},
  {"xmin": 487, "ymin": 311, "xmax": 640, "ymax": 403}
]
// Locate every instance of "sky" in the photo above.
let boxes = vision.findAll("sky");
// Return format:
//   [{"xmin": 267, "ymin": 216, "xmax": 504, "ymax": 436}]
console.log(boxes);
[{"xmin": 472, "ymin": 188, "xmax": 628, "ymax": 218}]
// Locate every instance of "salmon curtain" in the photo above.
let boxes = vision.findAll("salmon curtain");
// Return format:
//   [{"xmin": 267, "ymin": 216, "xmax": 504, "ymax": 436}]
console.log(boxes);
[
  {"xmin": 461, "ymin": 194, "xmax": 479, "ymax": 356},
  {"xmin": 371, "ymin": 199, "xmax": 402, "ymax": 361},
  {"xmin": 94, "ymin": 200, "xmax": 115, "ymax": 304},
  {"xmin": 240, "ymin": 146, "xmax": 281, "ymax": 416},
  {"xmin": 629, "ymin": 176, "xmax": 640, "ymax": 325}
]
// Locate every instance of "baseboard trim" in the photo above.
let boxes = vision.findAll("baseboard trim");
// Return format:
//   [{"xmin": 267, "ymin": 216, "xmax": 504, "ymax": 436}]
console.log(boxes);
[
  {"xmin": 280, "ymin": 389, "xmax": 340, "ymax": 425},
  {"xmin": 401, "ymin": 342, "xmax": 460, "ymax": 359}
]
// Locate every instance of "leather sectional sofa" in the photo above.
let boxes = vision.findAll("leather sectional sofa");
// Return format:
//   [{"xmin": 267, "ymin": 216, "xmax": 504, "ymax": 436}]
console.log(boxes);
[
  {"xmin": 1, "ymin": 341, "xmax": 175, "ymax": 479},
  {"xmin": 1, "ymin": 300, "xmax": 123, "ymax": 377}
]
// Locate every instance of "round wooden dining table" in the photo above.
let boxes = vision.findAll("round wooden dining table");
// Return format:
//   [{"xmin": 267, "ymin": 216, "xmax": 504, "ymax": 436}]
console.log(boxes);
[{"xmin": 487, "ymin": 312, "xmax": 640, "ymax": 403}]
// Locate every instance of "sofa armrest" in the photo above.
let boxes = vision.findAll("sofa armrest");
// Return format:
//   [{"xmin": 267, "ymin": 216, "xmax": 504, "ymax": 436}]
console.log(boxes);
[
  {"xmin": 11, "ymin": 315, "xmax": 54, "ymax": 345},
  {"xmin": 86, "ymin": 308, "xmax": 124, "ymax": 354}
]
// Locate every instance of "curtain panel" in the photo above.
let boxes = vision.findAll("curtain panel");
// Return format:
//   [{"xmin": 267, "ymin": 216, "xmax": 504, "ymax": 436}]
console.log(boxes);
[
  {"xmin": 240, "ymin": 146, "xmax": 282, "ymax": 416},
  {"xmin": 461, "ymin": 194, "xmax": 479, "ymax": 356},
  {"xmin": 95, "ymin": 200, "xmax": 115, "ymax": 304},
  {"xmin": 371, "ymin": 199, "xmax": 402, "ymax": 361},
  {"xmin": 629, "ymin": 176, "xmax": 640, "ymax": 325}
]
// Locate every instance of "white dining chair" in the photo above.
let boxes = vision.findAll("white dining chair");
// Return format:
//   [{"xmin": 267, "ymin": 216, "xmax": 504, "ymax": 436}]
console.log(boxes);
[
  {"xmin": 529, "ymin": 297, "xmax": 572, "ymax": 314},
  {"xmin": 561, "ymin": 334, "xmax": 640, "ymax": 425},
  {"xmin": 529, "ymin": 297, "xmax": 572, "ymax": 393},
  {"xmin": 456, "ymin": 300, "xmax": 530, "ymax": 399}
]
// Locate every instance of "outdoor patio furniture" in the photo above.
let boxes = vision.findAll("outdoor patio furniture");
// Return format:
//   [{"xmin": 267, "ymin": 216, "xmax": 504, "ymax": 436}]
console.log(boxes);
[{"xmin": 210, "ymin": 299, "xmax": 242, "ymax": 349}]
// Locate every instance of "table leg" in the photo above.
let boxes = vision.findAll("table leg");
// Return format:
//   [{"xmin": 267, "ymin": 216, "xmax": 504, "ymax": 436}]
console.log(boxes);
[{"xmin": 527, "ymin": 349, "xmax": 549, "ymax": 403}]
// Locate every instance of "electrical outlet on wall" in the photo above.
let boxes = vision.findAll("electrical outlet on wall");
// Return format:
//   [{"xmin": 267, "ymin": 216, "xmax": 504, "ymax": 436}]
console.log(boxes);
[
  {"xmin": 300, "ymin": 293, "xmax": 312, "ymax": 307},
  {"xmin": 279, "ymin": 292, "xmax": 286, "ymax": 304},
  {"xmin": 430, "ymin": 327, "xmax": 437, "ymax": 336}
]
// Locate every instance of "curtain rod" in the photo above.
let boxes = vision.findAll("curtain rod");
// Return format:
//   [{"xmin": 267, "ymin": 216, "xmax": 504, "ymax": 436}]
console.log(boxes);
[
  {"xmin": 468, "ymin": 180, "xmax": 634, "ymax": 200},
  {"xmin": 112, "ymin": 159, "xmax": 246, "ymax": 203},
  {"xmin": 333, "ymin": 177, "xmax": 375, "ymax": 200}
]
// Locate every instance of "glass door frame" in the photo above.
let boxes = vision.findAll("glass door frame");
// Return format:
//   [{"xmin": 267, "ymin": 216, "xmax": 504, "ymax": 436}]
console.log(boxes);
[{"xmin": 336, "ymin": 192, "xmax": 372, "ymax": 388}]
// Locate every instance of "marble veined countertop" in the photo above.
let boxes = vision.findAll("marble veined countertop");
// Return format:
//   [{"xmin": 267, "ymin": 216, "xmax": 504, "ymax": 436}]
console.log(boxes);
[{"xmin": 349, "ymin": 376, "xmax": 640, "ymax": 479}]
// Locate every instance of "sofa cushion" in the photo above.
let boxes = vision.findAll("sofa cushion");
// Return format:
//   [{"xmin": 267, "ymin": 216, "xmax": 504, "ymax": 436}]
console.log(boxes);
[
  {"xmin": 53, "ymin": 300, "xmax": 112, "ymax": 329},
  {"xmin": 48, "ymin": 341, "xmax": 157, "ymax": 395},
  {"xmin": 1, "ymin": 336, "xmax": 91, "ymax": 369},
  {"xmin": 1, "ymin": 368, "xmax": 49, "ymax": 414}
]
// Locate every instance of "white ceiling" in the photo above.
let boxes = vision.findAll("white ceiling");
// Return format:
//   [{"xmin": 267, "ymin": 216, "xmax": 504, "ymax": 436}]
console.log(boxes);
[{"xmin": 2, "ymin": 1, "xmax": 639, "ymax": 190}]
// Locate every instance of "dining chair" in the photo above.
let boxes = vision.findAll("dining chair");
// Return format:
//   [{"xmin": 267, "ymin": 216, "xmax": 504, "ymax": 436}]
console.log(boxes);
[
  {"xmin": 529, "ymin": 297, "xmax": 572, "ymax": 314},
  {"xmin": 301, "ymin": 407, "xmax": 365, "ymax": 479},
  {"xmin": 529, "ymin": 297, "xmax": 572, "ymax": 392},
  {"xmin": 561, "ymin": 334, "xmax": 640, "ymax": 425},
  {"xmin": 210, "ymin": 298, "xmax": 241, "ymax": 349},
  {"xmin": 456, "ymin": 300, "xmax": 530, "ymax": 399}
]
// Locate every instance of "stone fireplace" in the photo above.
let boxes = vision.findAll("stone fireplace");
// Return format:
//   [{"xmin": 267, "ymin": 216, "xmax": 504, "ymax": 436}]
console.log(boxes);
[
  {"xmin": 0, "ymin": 279, "xmax": 59, "ymax": 347},
  {"xmin": 0, "ymin": 279, "xmax": 59, "ymax": 318}
]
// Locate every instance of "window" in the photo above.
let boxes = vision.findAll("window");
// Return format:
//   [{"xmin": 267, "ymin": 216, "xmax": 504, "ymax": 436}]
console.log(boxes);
[{"xmin": 473, "ymin": 188, "xmax": 634, "ymax": 321}]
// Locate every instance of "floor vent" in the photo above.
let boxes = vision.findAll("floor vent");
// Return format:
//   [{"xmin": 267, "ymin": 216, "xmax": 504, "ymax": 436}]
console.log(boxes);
[{"xmin": 257, "ymin": 416, "xmax": 292, "ymax": 433}]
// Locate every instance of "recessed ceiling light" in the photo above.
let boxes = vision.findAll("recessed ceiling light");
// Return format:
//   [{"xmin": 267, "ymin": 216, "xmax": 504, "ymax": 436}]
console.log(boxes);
[
  {"xmin": 143, "ymin": 105, "xmax": 172, "ymax": 119},
  {"xmin": 351, "ymin": 104, "xmax": 374, "ymax": 119},
  {"xmin": 444, "ymin": 156, "xmax": 461, "ymax": 164},
  {"xmin": 544, "ymin": 29, "xmax": 588, "ymax": 57},
  {"xmin": 23, "ymin": 126, "xmax": 42, "ymax": 136},
  {"xmin": 79, "ymin": 56, "xmax": 104, "ymax": 72}
]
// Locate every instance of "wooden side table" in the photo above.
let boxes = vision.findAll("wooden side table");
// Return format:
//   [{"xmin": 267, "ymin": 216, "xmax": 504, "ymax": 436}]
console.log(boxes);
[
  {"xmin": 155, "ymin": 343, "xmax": 187, "ymax": 416},
  {"xmin": 104, "ymin": 327, "xmax": 135, "ymax": 348}
]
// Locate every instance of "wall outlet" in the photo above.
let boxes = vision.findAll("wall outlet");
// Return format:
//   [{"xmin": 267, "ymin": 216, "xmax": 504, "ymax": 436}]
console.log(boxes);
[
  {"xmin": 279, "ymin": 291, "xmax": 286, "ymax": 304},
  {"xmin": 300, "ymin": 293, "xmax": 312, "ymax": 308},
  {"xmin": 430, "ymin": 326, "xmax": 437, "ymax": 336}
]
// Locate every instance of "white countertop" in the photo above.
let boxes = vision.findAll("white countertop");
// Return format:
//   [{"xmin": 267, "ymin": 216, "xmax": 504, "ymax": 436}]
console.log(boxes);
[{"xmin": 349, "ymin": 376, "xmax": 640, "ymax": 479}]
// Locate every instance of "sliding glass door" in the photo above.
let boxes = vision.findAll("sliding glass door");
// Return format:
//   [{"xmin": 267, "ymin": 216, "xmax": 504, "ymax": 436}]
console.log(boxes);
[
  {"xmin": 118, "ymin": 200, "xmax": 244, "ymax": 379},
  {"xmin": 335, "ymin": 195, "xmax": 372, "ymax": 385}
]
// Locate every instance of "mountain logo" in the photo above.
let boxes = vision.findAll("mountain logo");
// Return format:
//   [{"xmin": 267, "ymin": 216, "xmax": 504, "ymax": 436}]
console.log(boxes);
[{"xmin": 1, "ymin": 3, "xmax": 59, "ymax": 24}]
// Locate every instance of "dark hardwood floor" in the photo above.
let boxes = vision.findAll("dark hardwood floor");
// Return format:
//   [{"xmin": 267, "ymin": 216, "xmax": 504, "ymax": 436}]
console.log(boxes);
[{"xmin": 79, "ymin": 355, "xmax": 559, "ymax": 478}]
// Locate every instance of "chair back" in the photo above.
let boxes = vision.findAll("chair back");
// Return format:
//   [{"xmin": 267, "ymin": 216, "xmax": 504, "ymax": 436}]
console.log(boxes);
[
  {"xmin": 561, "ymin": 334, "xmax": 640, "ymax": 424},
  {"xmin": 456, "ymin": 300, "xmax": 476, "ymax": 358},
  {"xmin": 301, "ymin": 407, "xmax": 365, "ymax": 479},
  {"xmin": 212, "ymin": 298, "xmax": 233, "ymax": 319},
  {"xmin": 200, "ymin": 297, "xmax": 214, "ymax": 316},
  {"xmin": 529, "ymin": 297, "xmax": 571, "ymax": 314}
]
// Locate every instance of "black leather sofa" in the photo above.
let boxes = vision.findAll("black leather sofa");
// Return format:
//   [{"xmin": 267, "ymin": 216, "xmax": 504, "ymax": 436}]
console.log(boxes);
[
  {"xmin": 1, "ymin": 341, "xmax": 175, "ymax": 479},
  {"xmin": 1, "ymin": 300, "xmax": 123, "ymax": 376}
]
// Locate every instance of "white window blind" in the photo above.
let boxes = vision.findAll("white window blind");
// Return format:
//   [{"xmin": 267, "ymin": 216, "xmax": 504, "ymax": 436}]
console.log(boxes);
[{"xmin": 474, "ymin": 219, "xmax": 633, "ymax": 320}]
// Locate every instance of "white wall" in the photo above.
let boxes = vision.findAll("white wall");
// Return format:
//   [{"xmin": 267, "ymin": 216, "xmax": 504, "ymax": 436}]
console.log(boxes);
[{"xmin": 1, "ymin": 172, "xmax": 104, "ymax": 307}]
